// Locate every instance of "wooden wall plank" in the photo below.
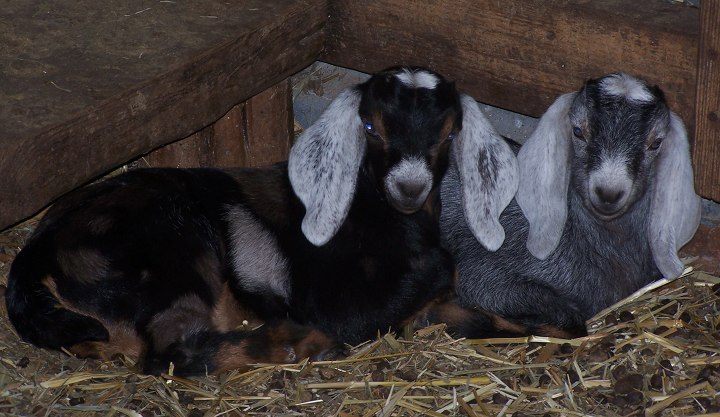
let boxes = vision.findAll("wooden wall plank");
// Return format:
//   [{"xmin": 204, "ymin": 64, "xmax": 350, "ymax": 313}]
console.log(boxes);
[
  {"xmin": 693, "ymin": 2, "xmax": 720, "ymax": 201},
  {"xmin": 242, "ymin": 78, "xmax": 295, "ymax": 167},
  {"xmin": 0, "ymin": 0, "xmax": 325, "ymax": 230},
  {"xmin": 144, "ymin": 79, "xmax": 293, "ymax": 169},
  {"xmin": 322, "ymin": 0, "xmax": 698, "ymax": 124},
  {"xmin": 142, "ymin": 104, "xmax": 247, "ymax": 169}
]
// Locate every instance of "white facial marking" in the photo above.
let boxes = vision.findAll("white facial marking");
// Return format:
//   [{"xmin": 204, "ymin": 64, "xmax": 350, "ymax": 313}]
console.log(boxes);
[
  {"xmin": 395, "ymin": 69, "xmax": 439, "ymax": 90},
  {"xmin": 385, "ymin": 156, "xmax": 433, "ymax": 212},
  {"xmin": 226, "ymin": 206, "xmax": 291, "ymax": 300},
  {"xmin": 599, "ymin": 73, "xmax": 654, "ymax": 103}
]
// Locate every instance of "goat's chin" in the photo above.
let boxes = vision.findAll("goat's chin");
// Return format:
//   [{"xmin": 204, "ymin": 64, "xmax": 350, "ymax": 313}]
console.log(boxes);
[
  {"xmin": 388, "ymin": 199, "xmax": 424, "ymax": 214},
  {"xmin": 586, "ymin": 201, "xmax": 631, "ymax": 222}
]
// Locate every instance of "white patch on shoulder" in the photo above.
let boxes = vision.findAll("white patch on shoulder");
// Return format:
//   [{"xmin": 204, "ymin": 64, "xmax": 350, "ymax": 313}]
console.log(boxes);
[
  {"xmin": 599, "ymin": 73, "xmax": 654, "ymax": 103},
  {"xmin": 225, "ymin": 205, "xmax": 291, "ymax": 301},
  {"xmin": 395, "ymin": 69, "xmax": 439, "ymax": 89}
]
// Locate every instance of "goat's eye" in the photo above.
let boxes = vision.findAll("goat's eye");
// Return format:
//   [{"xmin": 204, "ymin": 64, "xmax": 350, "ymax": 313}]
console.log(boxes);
[
  {"xmin": 572, "ymin": 126, "xmax": 585, "ymax": 141},
  {"xmin": 447, "ymin": 132, "xmax": 456, "ymax": 141},
  {"xmin": 648, "ymin": 137, "xmax": 664, "ymax": 151},
  {"xmin": 364, "ymin": 121, "xmax": 379, "ymax": 137}
]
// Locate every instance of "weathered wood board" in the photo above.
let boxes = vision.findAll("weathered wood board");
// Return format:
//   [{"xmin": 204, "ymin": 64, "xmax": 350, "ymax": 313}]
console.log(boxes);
[
  {"xmin": 322, "ymin": 0, "xmax": 698, "ymax": 130},
  {"xmin": 144, "ymin": 79, "xmax": 294, "ymax": 169},
  {"xmin": 0, "ymin": 0, "xmax": 326, "ymax": 229},
  {"xmin": 693, "ymin": 1, "xmax": 720, "ymax": 202}
]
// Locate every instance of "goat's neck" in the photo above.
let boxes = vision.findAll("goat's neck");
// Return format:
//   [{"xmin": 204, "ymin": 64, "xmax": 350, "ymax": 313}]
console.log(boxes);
[{"xmin": 568, "ymin": 190, "xmax": 652, "ymax": 251}]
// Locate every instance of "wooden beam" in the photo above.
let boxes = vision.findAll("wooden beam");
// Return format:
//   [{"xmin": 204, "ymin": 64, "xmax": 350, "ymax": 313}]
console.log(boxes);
[
  {"xmin": 0, "ymin": 0, "xmax": 325, "ymax": 230},
  {"xmin": 144, "ymin": 78, "xmax": 294, "ymax": 169},
  {"xmin": 322, "ymin": 0, "xmax": 698, "ymax": 123},
  {"xmin": 693, "ymin": 1, "xmax": 720, "ymax": 201}
]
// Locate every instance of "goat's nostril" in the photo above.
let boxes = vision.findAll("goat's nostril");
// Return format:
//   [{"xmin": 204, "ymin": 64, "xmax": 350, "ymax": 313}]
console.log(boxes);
[
  {"xmin": 594, "ymin": 187, "xmax": 625, "ymax": 205},
  {"xmin": 398, "ymin": 182, "xmax": 426, "ymax": 199}
]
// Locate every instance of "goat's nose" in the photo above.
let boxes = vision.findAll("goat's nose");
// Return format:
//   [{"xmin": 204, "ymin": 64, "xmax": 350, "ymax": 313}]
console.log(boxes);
[
  {"xmin": 594, "ymin": 186, "xmax": 624, "ymax": 205},
  {"xmin": 398, "ymin": 181, "xmax": 426, "ymax": 199}
]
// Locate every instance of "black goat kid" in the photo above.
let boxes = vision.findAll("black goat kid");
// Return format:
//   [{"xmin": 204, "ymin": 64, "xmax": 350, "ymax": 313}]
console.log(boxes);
[
  {"xmin": 441, "ymin": 73, "xmax": 702, "ymax": 336},
  {"xmin": 6, "ymin": 67, "xmax": 518, "ymax": 375}
]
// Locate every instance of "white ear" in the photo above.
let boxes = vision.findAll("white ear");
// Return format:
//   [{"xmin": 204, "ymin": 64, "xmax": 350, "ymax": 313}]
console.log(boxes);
[
  {"xmin": 288, "ymin": 88, "xmax": 365, "ymax": 246},
  {"xmin": 516, "ymin": 93, "xmax": 576, "ymax": 260},
  {"xmin": 454, "ymin": 95, "xmax": 519, "ymax": 251},
  {"xmin": 648, "ymin": 112, "xmax": 702, "ymax": 278}
]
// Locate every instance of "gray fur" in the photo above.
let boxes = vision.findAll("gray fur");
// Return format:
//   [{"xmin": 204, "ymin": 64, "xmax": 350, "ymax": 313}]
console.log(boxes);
[
  {"xmin": 649, "ymin": 112, "xmax": 703, "ymax": 277},
  {"xmin": 451, "ymin": 94, "xmax": 519, "ymax": 251},
  {"xmin": 288, "ymin": 89, "xmax": 365, "ymax": 246},
  {"xmin": 441, "ymin": 74, "xmax": 702, "ymax": 327},
  {"xmin": 515, "ymin": 93, "xmax": 575, "ymax": 259}
]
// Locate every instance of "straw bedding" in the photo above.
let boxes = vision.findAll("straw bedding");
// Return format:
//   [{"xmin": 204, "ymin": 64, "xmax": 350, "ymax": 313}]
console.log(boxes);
[{"xmin": 0, "ymin": 217, "xmax": 717, "ymax": 417}]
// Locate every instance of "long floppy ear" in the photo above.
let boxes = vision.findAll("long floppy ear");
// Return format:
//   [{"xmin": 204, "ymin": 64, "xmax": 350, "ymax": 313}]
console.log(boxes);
[
  {"xmin": 516, "ymin": 93, "xmax": 576, "ymax": 260},
  {"xmin": 288, "ymin": 88, "xmax": 365, "ymax": 246},
  {"xmin": 454, "ymin": 95, "xmax": 519, "ymax": 251},
  {"xmin": 648, "ymin": 112, "xmax": 702, "ymax": 278}
]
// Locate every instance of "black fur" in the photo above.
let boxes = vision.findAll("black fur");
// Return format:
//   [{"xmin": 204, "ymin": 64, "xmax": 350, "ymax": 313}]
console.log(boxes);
[{"xmin": 6, "ymin": 67, "xmax": 463, "ymax": 375}]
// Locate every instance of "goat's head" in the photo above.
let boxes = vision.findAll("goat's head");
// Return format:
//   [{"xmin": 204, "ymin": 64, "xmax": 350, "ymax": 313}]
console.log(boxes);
[
  {"xmin": 516, "ymin": 73, "xmax": 702, "ymax": 278},
  {"xmin": 357, "ymin": 67, "xmax": 460, "ymax": 214},
  {"xmin": 289, "ymin": 67, "xmax": 518, "ymax": 249}
]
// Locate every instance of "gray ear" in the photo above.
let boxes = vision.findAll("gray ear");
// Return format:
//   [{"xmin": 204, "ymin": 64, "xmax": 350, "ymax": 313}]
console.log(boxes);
[
  {"xmin": 288, "ymin": 88, "xmax": 365, "ymax": 246},
  {"xmin": 648, "ymin": 112, "xmax": 702, "ymax": 278},
  {"xmin": 454, "ymin": 95, "xmax": 519, "ymax": 251},
  {"xmin": 516, "ymin": 93, "xmax": 576, "ymax": 260}
]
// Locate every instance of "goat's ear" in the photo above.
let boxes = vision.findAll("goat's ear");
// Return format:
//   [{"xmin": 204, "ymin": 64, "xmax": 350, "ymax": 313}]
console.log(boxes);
[
  {"xmin": 288, "ymin": 88, "xmax": 366, "ymax": 246},
  {"xmin": 516, "ymin": 93, "xmax": 576, "ymax": 259},
  {"xmin": 648, "ymin": 112, "xmax": 702, "ymax": 278},
  {"xmin": 454, "ymin": 95, "xmax": 519, "ymax": 251}
]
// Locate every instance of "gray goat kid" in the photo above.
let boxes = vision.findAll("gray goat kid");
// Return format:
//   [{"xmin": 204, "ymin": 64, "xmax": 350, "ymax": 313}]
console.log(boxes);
[{"xmin": 440, "ymin": 73, "xmax": 702, "ymax": 335}]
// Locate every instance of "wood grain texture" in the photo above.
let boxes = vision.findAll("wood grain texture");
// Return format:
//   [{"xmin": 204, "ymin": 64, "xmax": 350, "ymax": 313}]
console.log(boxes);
[
  {"xmin": 144, "ymin": 79, "xmax": 293, "ymax": 169},
  {"xmin": 242, "ymin": 78, "xmax": 294, "ymax": 167},
  {"xmin": 143, "ymin": 104, "xmax": 247, "ymax": 169},
  {"xmin": 322, "ymin": 0, "xmax": 698, "ymax": 121},
  {"xmin": 693, "ymin": 1, "xmax": 720, "ymax": 201},
  {"xmin": 0, "ymin": 0, "xmax": 326, "ymax": 229}
]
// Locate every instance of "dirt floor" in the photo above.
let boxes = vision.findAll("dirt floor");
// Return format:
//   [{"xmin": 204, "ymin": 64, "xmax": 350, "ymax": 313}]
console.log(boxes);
[{"xmin": 0, "ymin": 214, "xmax": 718, "ymax": 416}]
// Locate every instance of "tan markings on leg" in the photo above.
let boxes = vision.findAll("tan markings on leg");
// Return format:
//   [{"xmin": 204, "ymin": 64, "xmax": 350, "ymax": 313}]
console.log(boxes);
[
  {"xmin": 211, "ymin": 282, "xmax": 263, "ymax": 332},
  {"xmin": 286, "ymin": 328, "xmax": 336, "ymax": 362},
  {"xmin": 41, "ymin": 276, "xmax": 143, "ymax": 360},
  {"xmin": 211, "ymin": 323, "xmax": 336, "ymax": 374},
  {"xmin": 211, "ymin": 340, "xmax": 252, "ymax": 374},
  {"xmin": 488, "ymin": 313, "xmax": 529, "ymax": 335},
  {"xmin": 403, "ymin": 297, "xmax": 469, "ymax": 329},
  {"xmin": 67, "ymin": 321, "xmax": 144, "ymax": 360},
  {"xmin": 535, "ymin": 324, "xmax": 578, "ymax": 339},
  {"xmin": 263, "ymin": 323, "xmax": 335, "ymax": 363},
  {"xmin": 146, "ymin": 294, "xmax": 212, "ymax": 352}
]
